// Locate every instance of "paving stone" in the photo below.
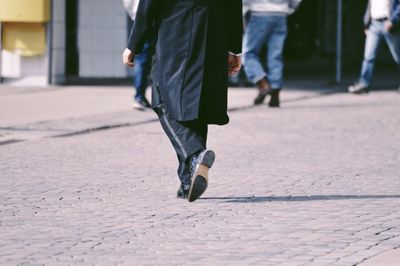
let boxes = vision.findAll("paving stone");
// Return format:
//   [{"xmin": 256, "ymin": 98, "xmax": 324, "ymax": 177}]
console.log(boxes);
[{"xmin": 0, "ymin": 89, "xmax": 399, "ymax": 265}]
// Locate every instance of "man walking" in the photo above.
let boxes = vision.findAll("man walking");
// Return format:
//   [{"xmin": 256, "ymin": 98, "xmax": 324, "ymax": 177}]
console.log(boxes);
[
  {"xmin": 243, "ymin": 0, "xmax": 301, "ymax": 107},
  {"xmin": 349, "ymin": 0, "xmax": 400, "ymax": 94},
  {"xmin": 123, "ymin": 0, "xmax": 243, "ymax": 202},
  {"xmin": 122, "ymin": 0, "xmax": 152, "ymax": 110}
]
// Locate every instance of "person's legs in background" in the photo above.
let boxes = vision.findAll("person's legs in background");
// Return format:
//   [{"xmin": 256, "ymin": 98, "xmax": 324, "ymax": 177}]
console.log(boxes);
[
  {"xmin": 383, "ymin": 28, "xmax": 400, "ymax": 91},
  {"xmin": 132, "ymin": 42, "xmax": 153, "ymax": 110},
  {"xmin": 243, "ymin": 15, "xmax": 273, "ymax": 105},
  {"xmin": 265, "ymin": 16, "xmax": 287, "ymax": 107},
  {"xmin": 384, "ymin": 31, "xmax": 400, "ymax": 64},
  {"xmin": 349, "ymin": 21, "xmax": 383, "ymax": 93}
]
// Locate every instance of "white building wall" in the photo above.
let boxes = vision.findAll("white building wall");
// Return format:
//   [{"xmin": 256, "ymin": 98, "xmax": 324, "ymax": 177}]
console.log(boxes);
[
  {"xmin": 0, "ymin": 34, "xmax": 48, "ymax": 86},
  {"xmin": 78, "ymin": 0, "xmax": 128, "ymax": 78}
]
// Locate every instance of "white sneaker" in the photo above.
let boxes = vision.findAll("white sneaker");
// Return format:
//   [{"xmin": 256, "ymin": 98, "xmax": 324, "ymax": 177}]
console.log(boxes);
[
  {"xmin": 132, "ymin": 98, "xmax": 151, "ymax": 110},
  {"xmin": 348, "ymin": 83, "xmax": 370, "ymax": 94}
]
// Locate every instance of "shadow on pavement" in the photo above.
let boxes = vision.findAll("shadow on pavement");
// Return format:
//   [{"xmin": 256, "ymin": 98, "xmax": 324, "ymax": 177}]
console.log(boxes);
[
  {"xmin": 201, "ymin": 194, "xmax": 400, "ymax": 203},
  {"xmin": 281, "ymin": 103, "xmax": 398, "ymax": 110}
]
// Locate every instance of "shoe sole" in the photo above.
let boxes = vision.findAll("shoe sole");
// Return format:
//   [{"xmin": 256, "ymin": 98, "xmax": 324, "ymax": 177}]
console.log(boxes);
[
  {"xmin": 132, "ymin": 102, "xmax": 151, "ymax": 111},
  {"xmin": 133, "ymin": 105, "xmax": 146, "ymax": 111},
  {"xmin": 349, "ymin": 88, "xmax": 370, "ymax": 94},
  {"xmin": 188, "ymin": 150, "xmax": 215, "ymax": 202}
]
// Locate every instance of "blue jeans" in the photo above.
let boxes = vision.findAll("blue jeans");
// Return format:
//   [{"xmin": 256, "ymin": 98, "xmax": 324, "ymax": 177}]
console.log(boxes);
[
  {"xmin": 243, "ymin": 14, "xmax": 287, "ymax": 89},
  {"xmin": 359, "ymin": 20, "xmax": 400, "ymax": 86},
  {"xmin": 133, "ymin": 41, "xmax": 153, "ymax": 100}
]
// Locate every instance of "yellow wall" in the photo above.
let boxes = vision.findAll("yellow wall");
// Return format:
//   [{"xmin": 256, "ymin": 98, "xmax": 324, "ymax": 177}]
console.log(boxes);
[
  {"xmin": 2, "ymin": 22, "xmax": 47, "ymax": 56},
  {"xmin": 0, "ymin": 0, "xmax": 50, "ymax": 22},
  {"xmin": 0, "ymin": 0, "xmax": 50, "ymax": 56}
]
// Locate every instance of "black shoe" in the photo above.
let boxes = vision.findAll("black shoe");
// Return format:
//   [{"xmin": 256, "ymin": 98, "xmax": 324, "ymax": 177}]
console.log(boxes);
[
  {"xmin": 133, "ymin": 97, "xmax": 151, "ymax": 110},
  {"xmin": 187, "ymin": 149, "xmax": 215, "ymax": 202},
  {"xmin": 254, "ymin": 88, "xmax": 272, "ymax": 105},
  {"xmin": 177, "ymin": 184, "xmax": 190, "ymax": 199},
  {"xmin": 269, "ymin": 89, "xmax": 280, "ymax": 107}
]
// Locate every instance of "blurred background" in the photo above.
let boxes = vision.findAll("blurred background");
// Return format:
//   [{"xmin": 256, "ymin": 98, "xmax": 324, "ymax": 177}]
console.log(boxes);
[{"xmin": 0, "ymin": 0, "xmax": 397, "ymax": 87}]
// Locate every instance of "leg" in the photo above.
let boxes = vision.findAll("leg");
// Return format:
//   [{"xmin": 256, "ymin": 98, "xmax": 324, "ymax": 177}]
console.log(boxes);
[
  {"xmin": 243, "ymin": 15, "xmax": 275, "ymax": 105},
  {"xmin": 359, "ymin": 22, "xmax": 382, "ymax": 87},
  {"xmin": 243, "ymin": 15, "xmax": 269, "ymax": 85},
  {"xmin": 383, "ymin": 30, "xmax": 400, "ymax": 90},
  {"xmin": 384, "ymin": 30, "xmax": 400, "ymax": 65},
  {"xmin": 266, "ymin": 16, "xmax": 287, "ymax": 107},
  {"xmin": 266, "ymin": 16, "xmax": 287, "ymax": 90},
  {"xmin": 176, "ymin": 156, "xmax": 192, "ymax": 197},
  {"xmin": 384, "ymin": 31, "xmax": 400, "ymax": 89},
  {"xmin": 156, "ymin": 105, "xmax": 207, "ymax": 188},
  {"xmin": 156, "ymin": 105, "xmax": 212, "ymax": 202},
  {"xmin": 133, "ymin": 42, "xmax": 153, "ymax": 108},
  {"xmin": 180, "ymin": 120, "xmax": 213, "ymax": 202}
]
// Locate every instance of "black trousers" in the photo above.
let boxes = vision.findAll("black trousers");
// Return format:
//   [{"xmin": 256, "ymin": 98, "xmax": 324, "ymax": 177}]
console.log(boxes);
[{"xmin": 155, "ymin": 104, "xmax": 208, "ymax": 186}]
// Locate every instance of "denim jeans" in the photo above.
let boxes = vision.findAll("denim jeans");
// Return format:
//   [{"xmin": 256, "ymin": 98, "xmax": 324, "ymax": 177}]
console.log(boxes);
[
  {"xmin": 133, "ymin": 41, "xmax": 153, "ymax": 100},
  {"xmin": 243, "ymin": 14, "xmax": 287, "ymax": 89},
  {"xmin": 359, "ymin": 20, "xmax": 400, "ymax": 86}
]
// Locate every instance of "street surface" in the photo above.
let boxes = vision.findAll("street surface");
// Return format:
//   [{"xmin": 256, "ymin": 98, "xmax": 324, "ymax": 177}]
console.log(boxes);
[{"xmin": 0, "ymin": 85, "xmax": 399, "ymax": 265}]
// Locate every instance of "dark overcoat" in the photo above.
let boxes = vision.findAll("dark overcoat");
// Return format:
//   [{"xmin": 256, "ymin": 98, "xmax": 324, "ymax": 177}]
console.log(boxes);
[{"xmin": 128, "ymin": 0, "xmax": 243, "ymax": 125}]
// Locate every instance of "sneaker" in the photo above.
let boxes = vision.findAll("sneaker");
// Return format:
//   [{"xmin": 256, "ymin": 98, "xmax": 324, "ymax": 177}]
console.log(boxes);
[
  {"xmin": 348, "ymin": 83, "xmax": 370, "ymax": 94},
  {"xmin": 187, "ymin": 149, "xmax": 215, "ymax": 202},
  {"xmin": 177, "ymin": 184, "xmax": 190, "ymax": 199},
  {"xmin": 132, "ymin": 97, "xmax": 151, "ymax": 110},
  {"xmin": 268, "ymin": 89, "xmax": 280, "ymax": 107}
]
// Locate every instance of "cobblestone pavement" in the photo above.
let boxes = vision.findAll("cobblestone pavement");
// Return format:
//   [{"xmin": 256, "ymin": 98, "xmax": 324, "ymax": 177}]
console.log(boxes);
[{"xmin": 0, "ymin": 88, "xmax": 399, "ymax": 265}]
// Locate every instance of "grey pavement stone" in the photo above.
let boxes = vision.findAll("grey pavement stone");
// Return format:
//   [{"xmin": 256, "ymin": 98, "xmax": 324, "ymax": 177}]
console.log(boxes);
[
  {"xmin": 0, "ymin": 88, "xmax": 399, "ymax": 265},
  {"xmin": 359, "ymin": 248, "xmax": 400, "ymax": 266}
]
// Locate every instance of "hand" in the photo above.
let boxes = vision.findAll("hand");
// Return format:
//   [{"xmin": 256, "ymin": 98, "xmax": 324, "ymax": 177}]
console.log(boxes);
[
  {"xmin": 228, "ymin": 54, "xmax": 241, "ymax": 76},
  {"xmin": 384, "ymin": 21, "xmax": 394, "ymax": 33},
  {"xmin": 122, "ymin": 48, "xmax": 135, "ymax": 67}
]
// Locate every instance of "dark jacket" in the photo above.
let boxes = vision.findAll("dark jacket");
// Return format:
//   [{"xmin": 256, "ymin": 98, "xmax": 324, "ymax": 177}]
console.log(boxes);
[
  {"xmin": 364, "ymin": 0, "xmax": 400, "ymax": 29},
  {"xmin": 128, "ymin": 0, "xmax": 243, "ymax": 125}
]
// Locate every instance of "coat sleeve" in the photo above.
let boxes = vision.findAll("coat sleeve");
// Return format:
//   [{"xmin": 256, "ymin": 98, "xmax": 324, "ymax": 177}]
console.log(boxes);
[
  {"xmin": 127, "ymin": 0, "xmax": 158, "ymax": 54},
  {"xmin": 391, "ymin": 0, "xmax": 400, "ymax": 25},
  {"xmin": 225, "ymin": 0, "xmax": 243, "ymax": 55}
]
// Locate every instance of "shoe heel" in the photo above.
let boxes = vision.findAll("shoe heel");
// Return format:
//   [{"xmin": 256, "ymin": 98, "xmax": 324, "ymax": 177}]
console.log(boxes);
[{"xmin": 201, "ymin": 150, "xmax": 215, "ymax": 168}]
